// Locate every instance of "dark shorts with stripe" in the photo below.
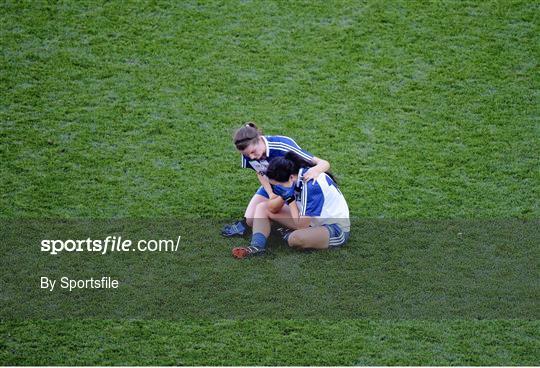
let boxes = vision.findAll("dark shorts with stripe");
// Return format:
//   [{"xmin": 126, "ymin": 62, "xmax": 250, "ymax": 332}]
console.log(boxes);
[{"xmin": 323, "ymin": 223, "xmax": 350, "ymax": 248}]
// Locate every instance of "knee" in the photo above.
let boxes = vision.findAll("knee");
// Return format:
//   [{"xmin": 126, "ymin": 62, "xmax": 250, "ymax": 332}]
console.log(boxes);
[
  {"xmin": 254, "ymin": 201, "xmax": 269, "ymax": 217},
  {"xmin": 287, "ymin": 231, "xmax": 308, "ymax": 248}
]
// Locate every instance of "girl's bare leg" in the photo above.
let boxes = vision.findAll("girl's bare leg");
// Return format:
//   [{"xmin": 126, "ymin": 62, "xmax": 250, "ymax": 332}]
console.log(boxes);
[
  {"xmin": 287, "ymin": 227, "xmax": 330, "ymax": 249},
  {"xmin": 244, "ymin": 194, "xmax": 268, "ymax": 228},
  {"xmin": 260, "ymin": 204, "xmax": 331, "ymax": 249}
]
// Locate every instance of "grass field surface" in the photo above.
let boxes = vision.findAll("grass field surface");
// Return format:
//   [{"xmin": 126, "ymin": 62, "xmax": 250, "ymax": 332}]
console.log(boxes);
[{"xmin": 1, "ymin": 0, "xmax": 538, "ymax": 365}]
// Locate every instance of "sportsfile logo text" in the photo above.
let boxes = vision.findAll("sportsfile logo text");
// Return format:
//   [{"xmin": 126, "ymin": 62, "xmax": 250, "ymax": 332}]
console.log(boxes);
[{"xmin": 40, "ymin": 235, "xmax": 181, "ymax": 255}]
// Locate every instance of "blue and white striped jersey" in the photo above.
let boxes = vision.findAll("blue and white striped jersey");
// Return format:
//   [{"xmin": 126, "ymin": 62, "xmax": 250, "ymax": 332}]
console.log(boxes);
[
  {"xmin": 294, "ymin": 168, "xmax": 350, "ymax": 232},
  {"xmin": 241, "ymin": 135, "xmax": 313, "ymax": 174}
]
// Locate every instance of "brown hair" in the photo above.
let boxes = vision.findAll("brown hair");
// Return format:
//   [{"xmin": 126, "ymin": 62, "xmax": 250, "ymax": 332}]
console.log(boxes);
[{"xmin": 233, "ymin": 122, "xmax": 262, "ymax": 150}]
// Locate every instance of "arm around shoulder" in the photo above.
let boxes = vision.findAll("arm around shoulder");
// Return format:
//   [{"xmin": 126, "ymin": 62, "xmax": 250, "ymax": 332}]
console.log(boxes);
[
  {"xmin": 311, "ymin": 156, "xmax": 330, "ymax": 172},
  {"xmin": 303, "ymin": 156, "xmax": 330, "ymax": 182}
]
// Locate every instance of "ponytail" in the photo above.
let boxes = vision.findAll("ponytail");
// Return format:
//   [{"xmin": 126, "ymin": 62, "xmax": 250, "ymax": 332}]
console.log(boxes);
[
  {"xmin": 233, "ymin": 122, "xmax": 262, "ymax": 150},
  {"xmin": 284, "ymin": 151, "xmax": 315, "ymax": 172}
]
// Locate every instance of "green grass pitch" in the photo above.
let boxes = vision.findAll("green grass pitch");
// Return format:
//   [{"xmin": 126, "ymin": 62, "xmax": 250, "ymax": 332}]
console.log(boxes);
[{"xmin": 1, "ymin": 0, "xmax": 538, "ymax": 365}]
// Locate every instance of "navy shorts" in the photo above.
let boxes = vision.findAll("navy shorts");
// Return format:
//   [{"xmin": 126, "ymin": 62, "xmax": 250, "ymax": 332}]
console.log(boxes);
[
  {"xmin": 255, "ymin": 186, "xmax": 270, "ymax": 199},
  {"xmin": 323, "ymin": 223, "xmax": 350, "ymax": 248}
]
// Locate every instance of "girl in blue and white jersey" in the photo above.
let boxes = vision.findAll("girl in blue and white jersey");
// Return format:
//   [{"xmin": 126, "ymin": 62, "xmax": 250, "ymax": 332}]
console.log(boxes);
[
  {"xmin": 222, "ymin": 122, "xmax": 331, "ymax": 237},
  {"xmin": 232, "ymin": 151, "xmax": 350, "ymax": 258}
]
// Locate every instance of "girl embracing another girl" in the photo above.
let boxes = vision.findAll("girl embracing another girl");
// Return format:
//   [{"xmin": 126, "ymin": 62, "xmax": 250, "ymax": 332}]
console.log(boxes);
[
  {"xmin": 232, "ymin": 151, "xmax": 351, "ymax": 258},
  {"xmin": 222, "ymin": 122, "xmax": 331, "ymax": 237}
]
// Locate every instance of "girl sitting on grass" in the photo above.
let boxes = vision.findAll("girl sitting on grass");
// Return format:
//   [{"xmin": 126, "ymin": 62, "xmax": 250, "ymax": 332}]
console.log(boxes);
[
  {"xmin": 232, "ymin": 151, "xmax": 350, "ymax": 259},
  {"xmin": 222, "ymin": 122, "xmax": 331, "ymax": 237}
]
